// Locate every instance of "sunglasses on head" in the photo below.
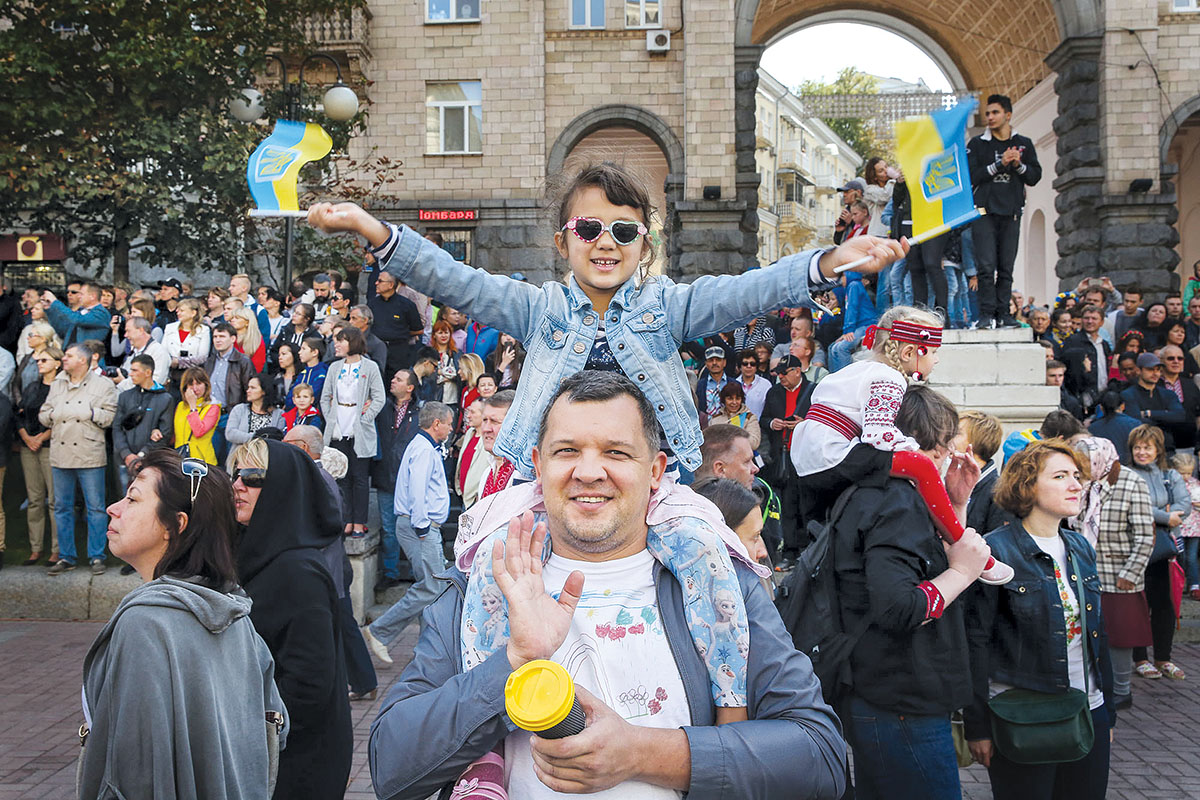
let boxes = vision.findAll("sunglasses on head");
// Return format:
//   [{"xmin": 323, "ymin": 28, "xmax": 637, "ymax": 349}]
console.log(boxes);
[
  {"xmin": 234, "ymin": 467, "xmax": 267, "ymax": 488},
  {"xmin": 561, "ymin": 216, "xmax": 647, "ymax": 246},
  {"xmin": 180, "ymin": 458, "xmax": 209, "ymax": 506}
]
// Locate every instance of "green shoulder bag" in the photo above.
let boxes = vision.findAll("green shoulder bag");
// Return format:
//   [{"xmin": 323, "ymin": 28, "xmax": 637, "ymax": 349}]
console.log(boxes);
[{"xmin": 986, "ymin": 549, "xmax": 1096, "ymax": 765}]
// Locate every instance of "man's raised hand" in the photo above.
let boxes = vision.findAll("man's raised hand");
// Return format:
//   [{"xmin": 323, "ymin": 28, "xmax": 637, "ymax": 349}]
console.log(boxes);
[
  {"xmin": 493, "ymin": 511, "xmax": 584, "ymax": 670},
  {"xmin": 306, "ymin": 202, "xmax": 391, "ymax": 247}
]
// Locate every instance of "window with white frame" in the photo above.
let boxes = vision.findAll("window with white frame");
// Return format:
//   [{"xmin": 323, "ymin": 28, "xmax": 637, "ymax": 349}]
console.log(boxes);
[
  {"xmin": 1172, "ymin": 0, "xmax": 1199, "ymax": 10},
  {"xmin": 625, "ymin": 0, "xmax": 660, "ymax": 27},
  {"xmin": 571, "ymin": 0, "xmax": 605, "ymax": 28},
  {"xmin": 427, "ymin": 0, "xmax": 479, "ymax": 22},
  {"xmin": 426, "ymin": 82, "xmax": 483, "ymax": 154}
]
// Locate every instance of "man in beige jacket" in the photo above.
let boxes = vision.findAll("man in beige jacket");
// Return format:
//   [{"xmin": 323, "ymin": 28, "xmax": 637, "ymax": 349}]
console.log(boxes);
[{"xmin": 40, "ymin": 343, "xmax": 118, "ymax": 575}]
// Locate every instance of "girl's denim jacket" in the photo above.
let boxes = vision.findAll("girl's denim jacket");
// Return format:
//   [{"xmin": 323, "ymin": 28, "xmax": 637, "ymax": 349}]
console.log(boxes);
[{"xmin": 374, "ymin": 223, "xmax": 833, "ymax": 477}]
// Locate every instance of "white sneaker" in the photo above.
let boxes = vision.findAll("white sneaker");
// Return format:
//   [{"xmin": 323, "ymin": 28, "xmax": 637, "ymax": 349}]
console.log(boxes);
[
  {"xmin": 362, "ymin": 626, "xmax": 393, "ymax": 664},
  {"xmin": 979, "ymin": 560, "xmax": 1015, "ymax": 586}
]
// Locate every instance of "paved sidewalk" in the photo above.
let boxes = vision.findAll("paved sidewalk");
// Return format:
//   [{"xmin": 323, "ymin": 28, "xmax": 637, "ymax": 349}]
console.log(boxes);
[{"xmin": 1, "ymin": 618, "xmax": 1197, "ymax": 798}]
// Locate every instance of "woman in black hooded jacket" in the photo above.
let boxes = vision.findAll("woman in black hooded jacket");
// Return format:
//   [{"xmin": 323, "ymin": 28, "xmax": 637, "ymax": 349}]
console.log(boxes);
[{"xmin": 230, "ymin": 437, "xmax": 353, "ymax": 799}]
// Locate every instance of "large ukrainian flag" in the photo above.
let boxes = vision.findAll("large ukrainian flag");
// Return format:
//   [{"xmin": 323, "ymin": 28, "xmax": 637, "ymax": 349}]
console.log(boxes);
[
  {"xmin": 895, "ymin": 99, "xmax": 981, "ymax": 241},
  {"xmin": 246, "ymin": 120, "xmax": 333, "ymax": 213}
]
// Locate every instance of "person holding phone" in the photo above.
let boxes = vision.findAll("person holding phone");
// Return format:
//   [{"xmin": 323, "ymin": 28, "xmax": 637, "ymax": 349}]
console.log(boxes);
[{"xmin": 760, "ymin": 354, "xmax": 810, "ymax": 570}]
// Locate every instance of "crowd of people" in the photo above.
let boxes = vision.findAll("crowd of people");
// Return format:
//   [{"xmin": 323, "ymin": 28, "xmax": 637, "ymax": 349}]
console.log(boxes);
[{"xmin": 40, "ymin": 127, "xmax": 1159, "ymax": 800}]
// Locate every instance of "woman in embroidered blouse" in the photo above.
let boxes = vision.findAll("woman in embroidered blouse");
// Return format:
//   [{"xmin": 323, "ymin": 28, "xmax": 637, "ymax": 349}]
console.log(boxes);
[
  {"xmin": 172, "ymin": 367, "xmax": 221, "ymax": 466},
  {"xmin": 964, "ymin": 439, "xmax": 1114, "ymax": 800}
]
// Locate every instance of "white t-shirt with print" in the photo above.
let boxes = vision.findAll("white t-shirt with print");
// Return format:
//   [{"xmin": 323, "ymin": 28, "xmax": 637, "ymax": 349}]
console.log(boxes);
[
  {"xmin": 990, "ymin": 534, "xmax": 1104, "ymax": 710},
  {"xmin": 504, "ymin": 549, "xmax": 690, "ymax": 799}
]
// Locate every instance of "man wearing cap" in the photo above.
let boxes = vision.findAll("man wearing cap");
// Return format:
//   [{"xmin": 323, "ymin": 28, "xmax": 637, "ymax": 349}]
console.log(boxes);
[
  {"xmin": 367, "ymin": 371, "xmax": 846, "ymax": 800},
  {"xmin": 1121, "ymin": 352, "xmax": 1186, "ymax": 451},
  {"xmin": 834, "ymin": 179, "xmax": 866, "ymax": 245},
  {"xmin": 760, "ymin": 354, "xmax": 810, "ymax": 569},
  {"xmin": 154, "ymin": 278, "xmax": 182, "ymax": 328},
  {"xmin": 694, "ymin": 347, "xmax": 728, "ymax": 426}
]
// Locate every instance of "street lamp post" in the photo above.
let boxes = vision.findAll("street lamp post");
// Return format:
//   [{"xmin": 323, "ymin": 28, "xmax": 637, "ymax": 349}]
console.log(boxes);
[{"xmin": 231, "ymin": 52, "xmax": 358, "ymax": 294}]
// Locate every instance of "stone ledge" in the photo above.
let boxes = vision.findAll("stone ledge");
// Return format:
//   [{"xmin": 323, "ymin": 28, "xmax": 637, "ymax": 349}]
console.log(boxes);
[
  {"xmin": 941, "ymin": 328, "xmax": 1031, "ymax": 344},
  {"xmin": 0, "ymin": 566, "xmax": 141, "ymax": 620}
]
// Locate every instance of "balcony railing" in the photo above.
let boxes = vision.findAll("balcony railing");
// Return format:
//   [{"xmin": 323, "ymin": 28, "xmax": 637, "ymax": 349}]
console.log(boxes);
[
  {"xmin": 776, "ymin": 201, "xmax": 816, "ymax": 228},
  {"xmin": 304, "ymin": 8, "xmax": 370, "ymax": 47}
]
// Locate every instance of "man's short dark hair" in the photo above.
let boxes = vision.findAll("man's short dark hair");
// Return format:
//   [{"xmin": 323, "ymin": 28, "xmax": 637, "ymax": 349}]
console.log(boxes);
[
  {"xmin": 537, "ymin": 371, "xmax": 658, "ymax": 454},
  {"xmin": 1040, "ymin": 409, "xmax": 1085, "ymax": 440},
  {"xmin": 213, "ymin": 322, "xmax": 237, "ymax": 337},
  {"xmin": 313, "ymin": 273, "xmax": 331, "ymax": 284},
  {"xmin": 390, "ymin": 367, "xmax": 416, "ymax": 390},
  {"xmin": 302, "ymin": 335, "xmax": 325, "ymax": 353},
  {"xmin": 1124, "ymin": 286, "xmax": 1142, "ymax": 298},
  {"xmin": 129, "ymin": 353, "xmax": 156, "ymax": 372},
  {"xmin": 1099, "ymin": 390, "xmax": 1124, "ymax": 415},
  {"xmin": 894, "ymin": 385, "xmax": 958, "ymax": 451},
  {"xmin": 1046, "ymin": 359, "xmax": 1065, "ymax": 371},
  {"xmin": 697, "ymin": 424, "xmax": 752, "ymax": 480},
  {"xmin": 483, "ymin": 389, "xmax": 515, "ymax": 412},
  {"xmin": 79, "ymin": 339, "xmax": 105, "ymax": 359},
  {"xmin": 414, "ymin": 346, "xmax": 439, "ymax": 366},
  {"xmin": 1167, "ymin": 291, "xmax": 1182, "ymax": 300},
  {"xmin": 1080, "ymin": 304, "xmax": 1103, "ymax": 318},
  {"xmin": 987, "ymin": 93, "xmax": 1012, "ymax": 113}
]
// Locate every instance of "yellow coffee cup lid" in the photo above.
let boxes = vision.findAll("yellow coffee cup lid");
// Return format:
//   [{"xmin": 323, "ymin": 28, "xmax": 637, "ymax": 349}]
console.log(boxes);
[{"xmin": 504, "ymin": 659, "xmax": 575, "ymax": 732}]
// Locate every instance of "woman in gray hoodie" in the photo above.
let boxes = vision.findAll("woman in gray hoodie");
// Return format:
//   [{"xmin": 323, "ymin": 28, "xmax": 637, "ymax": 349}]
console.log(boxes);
[{"xmin": 78, "ymin": 449, "xmax": 288, "ymax": 800}]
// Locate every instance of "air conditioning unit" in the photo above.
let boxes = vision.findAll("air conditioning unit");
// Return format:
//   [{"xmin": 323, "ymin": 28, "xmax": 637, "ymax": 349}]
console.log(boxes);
[{"xmin": 646, "ymin": 29, "xmax": 671, "ymax": 53}]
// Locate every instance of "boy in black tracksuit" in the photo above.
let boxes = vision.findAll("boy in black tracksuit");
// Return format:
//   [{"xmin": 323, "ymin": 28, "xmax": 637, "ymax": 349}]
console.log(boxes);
[{"xmin": 967, "ymin": 93, "xmax": 1042, "ymax": 328}]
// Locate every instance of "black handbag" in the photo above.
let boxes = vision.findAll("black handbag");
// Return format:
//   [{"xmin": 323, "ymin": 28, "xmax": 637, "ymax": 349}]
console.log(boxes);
[{"xmin": 987, "ymin": 550, "xmax": 1096, "ymax": 765}]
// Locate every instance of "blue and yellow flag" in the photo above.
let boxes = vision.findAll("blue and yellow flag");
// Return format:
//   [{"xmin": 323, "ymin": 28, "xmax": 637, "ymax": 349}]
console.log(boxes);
[
  {"xmin": 246, "ymin": 120, "xmax": 333, "ymax": 213},
  {"xmin": 895, "ymin": 99, "xmax": 980, "ymax": 241}
]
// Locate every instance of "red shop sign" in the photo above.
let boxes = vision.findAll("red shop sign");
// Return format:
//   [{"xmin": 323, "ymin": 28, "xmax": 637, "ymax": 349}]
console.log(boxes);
[{"xmin": 418, "ymin": 209, "xmax": 477, "ymax": 222}]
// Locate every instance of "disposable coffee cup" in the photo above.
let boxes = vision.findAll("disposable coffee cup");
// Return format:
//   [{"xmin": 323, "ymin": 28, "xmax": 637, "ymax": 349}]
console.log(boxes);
[{"xmin": 504, "ymin": 659, "xmax": 586, "ymax": 739}]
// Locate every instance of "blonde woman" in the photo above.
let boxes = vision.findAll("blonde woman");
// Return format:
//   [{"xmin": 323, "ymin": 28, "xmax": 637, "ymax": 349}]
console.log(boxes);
[
  {"xmin": 15, "ymin": 320, "xmax": 60, "ymax": 402},
  {"xmin": 229, "ymin": 306, "xmax": 266, "ymax": 374},
  {"xmin": 16, "ymin": 306, "xmax": 57, "ymax": 361},
  {"xmin": 16, "ymin": 345, "xmax": 62, "ymax": 564},
  {"xmin": 163, "ymin": 298, "xmax": 211, "ymax": 389},
  {"xmin": 456, "ymin": 352, "xmax": 486, "ymax": 413}
]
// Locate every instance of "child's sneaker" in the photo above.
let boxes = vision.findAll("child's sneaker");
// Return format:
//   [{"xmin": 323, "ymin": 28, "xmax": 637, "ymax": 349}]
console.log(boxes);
[{"xmin": 451, "ymin": 751, "xmax": 506, "ymax": 800}]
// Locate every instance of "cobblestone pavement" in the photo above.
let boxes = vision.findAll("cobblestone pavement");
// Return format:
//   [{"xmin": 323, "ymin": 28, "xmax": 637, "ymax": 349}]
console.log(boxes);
[{"xmin": 1, "ymin": 618, "xmax": 1197, "ymax": 799}]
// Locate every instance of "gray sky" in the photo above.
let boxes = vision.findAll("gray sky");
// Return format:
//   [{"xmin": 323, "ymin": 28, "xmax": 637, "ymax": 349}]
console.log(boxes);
[{"xmin": 761, "ymin": 23, "xmax": 953, "ymax": 93}]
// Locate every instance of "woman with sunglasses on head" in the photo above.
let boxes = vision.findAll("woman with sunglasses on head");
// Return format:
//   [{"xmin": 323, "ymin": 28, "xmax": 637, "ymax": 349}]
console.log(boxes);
[
  {"xmin": 78, "ymin": 449, "xmax": 288, "ymax": 800},
  {"xmin": 16, "ymin": 345, "xmax": 62, "ymax": 565},
  {"xmin": 229, "ymin": 438, "xmax": 352, "ymax": 800},
  {"xmin": 308, "ymin": 160, "xmax": 906, "ymax": 486}
]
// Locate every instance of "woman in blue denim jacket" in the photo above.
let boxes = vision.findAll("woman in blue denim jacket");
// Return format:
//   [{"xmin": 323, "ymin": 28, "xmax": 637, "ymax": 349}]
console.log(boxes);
[
  {"xmin": 307, "ymin": 162, "xmax": 907, "ymax": 480},
  {"xmin": 964, "ymin": 440, "xmax": 1115, "ymax": 800}
]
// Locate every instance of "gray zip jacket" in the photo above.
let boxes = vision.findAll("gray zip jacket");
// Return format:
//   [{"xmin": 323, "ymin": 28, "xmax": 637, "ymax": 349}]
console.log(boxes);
[{"xmin": 368, "ymin": 560, "xmax": 846, "ymax": 800}]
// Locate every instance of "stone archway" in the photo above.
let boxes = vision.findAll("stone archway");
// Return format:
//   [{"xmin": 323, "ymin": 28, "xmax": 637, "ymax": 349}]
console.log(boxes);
[
  {"xmin": 728, "ymin": 0, "xmax": 1155, "ymax": 291},
  {"xmin": 547, "ymin": 105, "xmax": 687, "ymax": 276}
]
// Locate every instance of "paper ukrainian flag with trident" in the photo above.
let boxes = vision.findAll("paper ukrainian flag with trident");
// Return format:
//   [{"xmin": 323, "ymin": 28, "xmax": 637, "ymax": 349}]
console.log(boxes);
[
  {"xmin": 895, "ymin": 98, "xmax": 982, "ymax": 242},
  {"xmin": 246, "ymin": 119, "xmax": 333, "ymax": 216}
]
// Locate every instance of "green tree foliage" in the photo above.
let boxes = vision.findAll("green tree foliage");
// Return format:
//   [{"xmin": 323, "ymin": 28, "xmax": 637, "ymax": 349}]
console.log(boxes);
[
  {"xmin": 0, "ymin": 0, "xmax": 397, "ymax": 282},
  {"xmin": 796, "ymin": 68, "xmax": 891, "ymax": 164}
]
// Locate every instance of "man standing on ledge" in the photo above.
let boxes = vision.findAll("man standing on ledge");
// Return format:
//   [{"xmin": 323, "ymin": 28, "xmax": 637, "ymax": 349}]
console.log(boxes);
[
  {"xmin": 967, "ymin": 93, "xmax": 1041, "ymax": 329},
  {"xmin": 368, "ymin": 372, "xmax": 845, "ymax": 800}
]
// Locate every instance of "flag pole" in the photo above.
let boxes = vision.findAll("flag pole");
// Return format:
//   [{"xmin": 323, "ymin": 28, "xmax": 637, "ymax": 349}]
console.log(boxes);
[
  {"xmin": 247, "ymin": 209, "xmax": 309, "ymax": 218},
  {"xmin": 831, "ymin": 208, "xmax": 987, "ymax": 275}
]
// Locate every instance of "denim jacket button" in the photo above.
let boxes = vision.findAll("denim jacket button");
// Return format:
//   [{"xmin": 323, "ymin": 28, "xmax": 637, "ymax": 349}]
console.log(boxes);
[
  {"xmin": 638, "ymin": 374, "xmax": 646, "ymax": 380},
  {"xmin": 658, "ymin": 404, "xmax": 665, "ymax": 411},
  {"xmin": 1092, "ymin": 631, "xmax": 1098, "ymax": 638},
  {"xmin": 1086, "ymin": 603, "xmax": 1093, "ymax": 611},
  {"xmin": 1018, "ymin": 586, "xmax": 1026, "ymax": 593},
  {"xmin": 552, "ymin": 330, "xmax": 563, "ymax": 342},
  {"xmin": 642, "ymin": 312, "xmax": 655, "ymax": 324},
  {"xmin": 617, "ymin": 343, "xmax": 625, "ymax": 350},
  {"xmin": 583, "ymin": 315, "xmax": 595, "ymax": 325},
  {"xmin": 573, "ymin": 342, "xmax": 586, "ymax": 354}
]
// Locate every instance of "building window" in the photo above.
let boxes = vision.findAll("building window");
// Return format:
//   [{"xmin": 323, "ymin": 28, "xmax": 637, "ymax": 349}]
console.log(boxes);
[
  {"xmin": 625, "ymin": 0, "xmax": 659, "ymax": 27},
  {"xmin": 427, "ymin": 0, "xmax": 479, "ymax": 22},
  {"xmin": 426, "ymin": 82, "xmax": 483, "ymax": 154},
  {"xmin": 571, "ymin": 0, "xmax": 605, "ymax": 28},
  {"xmin": 1172, "ymin": 0, "xmax": 1199, "ymax": 10}
]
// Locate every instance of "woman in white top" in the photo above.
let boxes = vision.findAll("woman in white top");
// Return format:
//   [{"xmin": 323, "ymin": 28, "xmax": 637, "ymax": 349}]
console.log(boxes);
[
  {"xmin": 163, "ymin": 298, "xmax": 211, "ymax": 391},
  {"xmin": 319, "ymin": 326, "xmax": 384, "ymax": 536},
  {"xmin": 964, "ymin": 439, "xmax": 1114, "ymax": 799}
]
